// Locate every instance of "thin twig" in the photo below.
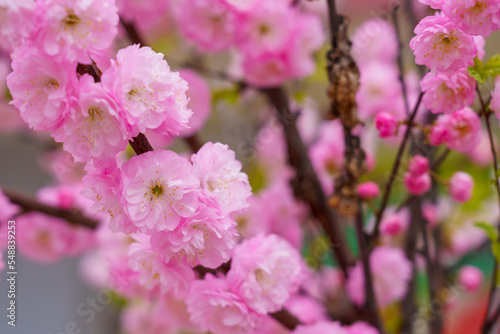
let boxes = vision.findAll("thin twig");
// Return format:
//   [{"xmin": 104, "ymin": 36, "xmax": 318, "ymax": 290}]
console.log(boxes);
[
  {"xmin": 370, "ymin": 92, "xmax": 424, "ymax": 242},
  {"xmin": 477, "ymin": 87, "xmax": 500, "ymax": 334},
  {"xmin": 2, "ymin": 187, "xmax": 99, "ymax": 229},
  {"xmin": 392, "ymin": 6, "xmax": 411, "ymax": 117}
]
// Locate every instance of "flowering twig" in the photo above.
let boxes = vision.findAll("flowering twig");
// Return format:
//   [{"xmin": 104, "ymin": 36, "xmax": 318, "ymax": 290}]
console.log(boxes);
[
  {"xmin": 1, "ymin": 187, "xmax": 99, "ymax": 229},
  {"xmin": 370, "ymin": 91, "xmax": 424, "ymax": 243},
  {"xmin": 262, "ymin": 87, "xmax": 355, "ymax": 277},
  {"xmin": 477, "ymin": 87, "xmax": 500, "ymax": 334}
]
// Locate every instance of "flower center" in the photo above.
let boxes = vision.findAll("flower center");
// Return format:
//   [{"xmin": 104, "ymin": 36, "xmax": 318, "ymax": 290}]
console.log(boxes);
[
  {"xmin": 151, "ymin": 184, "xmax": 164, "ymax": 198},
  {"xmin": 88, "ymin": 106, "xmax": 102, "ymax": 121},
  {"xmin": 63, "ymin": 12, "xmax": 80, "ymax": 27},
  {"xmin": 259, "ymin": 24, "xmax": 271, "ymax": 36},
  {"xmin": 45, "ymin": 78, "xmax": 59, "ymax": 90}
]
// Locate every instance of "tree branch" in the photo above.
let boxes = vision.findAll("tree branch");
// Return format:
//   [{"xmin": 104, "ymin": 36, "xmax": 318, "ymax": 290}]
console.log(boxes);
[
  {"xmin": 262, "ymin": 87, "xmax": 355, "ymax": 277},
  {"xmin": 1, "ymin": 187, "xmax": 99, "ymax": 229},
  {"xmin": 370, "ymin": 92, "xmax": 424, "ymax": 243}
]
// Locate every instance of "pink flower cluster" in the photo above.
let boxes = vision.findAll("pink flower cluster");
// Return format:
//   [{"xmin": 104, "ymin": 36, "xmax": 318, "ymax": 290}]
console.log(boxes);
[
  {"xmin": 293, "ymin": 321, "xmax": 379, "ymax": 334},
  {"xmin": 187, "ymin": 233, "xmax": 306, "ymax": 334},
  {"xmin": 404, "ymin": 155, "xmax": 432, "ymax": 196},
  {"xmin": 170, "ymin": 0, "xmax": 325, "ymax": 87}
]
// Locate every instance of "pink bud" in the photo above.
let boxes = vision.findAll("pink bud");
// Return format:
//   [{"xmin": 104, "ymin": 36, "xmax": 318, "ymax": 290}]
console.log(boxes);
[
  {"xmin": 449, "ymin": 172, "xmax": 474, "ymax": 202},
  {"xmin": 457, "ymin": 265, "xmax": 483, "ymax": 292},
  {"xmin": 357, "ymin": 181, "xmax": 380, "ymax": 200},
  {"xmin": 375, "ymin": 112, "xmax": 398, "ymax": 138},
  {"xmin": 404, "ymin": 172, "xmax": 431, "ymax": 195},
  {"xmin": 380, "ymin": 209, "xmax": 409, "ymax": 236},
  {"xmin": 408, "ymin": 155, "xmax": 429, "ymax": 177}
]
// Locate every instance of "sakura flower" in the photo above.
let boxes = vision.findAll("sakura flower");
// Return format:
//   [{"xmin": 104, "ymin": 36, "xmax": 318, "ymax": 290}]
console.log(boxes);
[
  {"xmin": 121, "ymin": 301, "xmax": 176, "ymax": 334},
  {"xmin": 151, "ymin": 204, "xmax": 238, "ymax": 269},
  {"xmin": 429, "ymin": 107, "xmax": 481, "ymax": 153},
  {"xmin": 227, "ymin": 233, "xmax": 305, "ymax": 314},
  {"xmin": 347, "ymin": 246, "xmax": 412, "ymax": 307},
  {"xmin": 420, "ymin": 69, "xmax": 476, "ymax": 114},
  {"xmin": 410, "ymin": 15, "xmax": 477, "ymax": 73},
  {"xmin": 351, "ymin": 18, "xmax": 398, "ymax": 65},
  {"xmin": 379, "ymin": 208, "xmax": 410, "ymax": 237},
  {"xmin": 443, "ymin": 0, "xmax": 500, "ymax": 37},
  {"xmin": 357, "ymin": 182, "xmax": 380, "ymax": 200},
  {"xmin": 449, "ymin": 171, "xmax": 474, "ymax": 202},
  {"xmin": 419, "ymin": 0, "xmax": 443, "ymax": 8},
  {"xmin": 178, "ymin": 69, "xmax": 211, "ymax": 137},
  {"xmin": 356, "ymin": 63, "xmax": 404, "ymax": 120},
  {"xmin": 491, "ymin": 76, "xmax": 500, "ymax": 118},
  {"xmin": 191, "ymin": 142, "xmax": 252, "ymax": 215},
  {"xmin": 237, "ymin": 179, "xmax": 305, "ymax": 249},
  {"xmin": 404, "ymin": 172, "xmax": 432, "ymax": 195},
  {"xmin": 17, "ymin": 213, "xmax": 92, "ymax": 263},
  {"xmin": 33, "ymin": 0, "xmax": 118, "ymax": 64},
  {"xmin": 52, "ymin": 74, "xmax": 130, "ymax": 167},
  {"xmin": 120, "ymin": 150, "xmax": 200, "ymax": 234},
  {"xmin": 347, "ymin": 322, "xmax": 380, "ymax": 334},
  {"xmin": 408, "ymin": 155, "xmax": 430, "ymax": 177},
  {"xmin": 7, "ymin": 46, "xmax": 77, "ymax": 131},
  {"xmin": 128, "ymin": 234, "xmax": 194, "ymax": 296},
  {"xmin": 292, "ymin": 321, "xmax": 347, "ymax": 334},
  {"xmin": 117, "ymin": 0, "xmax": 170, "ymax": 31},
  {"xmin": 285, "ymin": 295, "xmax": 329, "ymax": 325},
  {"xmin": 374, "ymin": 112, "xmax": 399, "ymax": 138},
  {"xmin": 101, "ymin": 44, "xmax": 191, "ymax": 135},
  {"xmin": 457, "ymin": 265, "xmax": 483, "ymax": 292},
  {"xmin": 0, "ymin": 0, "xmax": 36, "ymax": 51},
  {"xmin": 171, "ymin": 0, "xmax": 235, "ymax": 52},
  {"xmin": 186, "ymin": 274, "xmax": 263, "ymax": 334},
  {"xmin": 235, "ymin": 1, "xmax": 295, "ymax": 57}
]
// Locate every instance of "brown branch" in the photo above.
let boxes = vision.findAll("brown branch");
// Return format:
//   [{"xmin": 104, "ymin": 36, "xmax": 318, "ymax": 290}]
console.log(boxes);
[
  {"xmin": 370, "ymin": 91, "xmax": 424, "ymax": 243},
  {"xmin": 2, "ymin": 187, "xmax": 99, "ymax": 229},
  {"xmin": 262, "ymin": 87, "xmax": 354, "ymax": 277},
  {"xmin": 270, "ymin": 309, "xmax": 301, "ymax": 330},
  {"xmin": 184, "ymin": 134, "xmax": 203, "ymax": 153},
  {"xmin": 392, "ymin": 6, "xmax": 411, "ymax": 117},
  {"xmin": 478, "ymin": 87, "xmax": 500, "ymax": 334}
]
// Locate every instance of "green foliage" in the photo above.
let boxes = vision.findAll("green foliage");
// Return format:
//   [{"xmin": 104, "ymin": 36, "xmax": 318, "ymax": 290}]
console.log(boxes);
[
  {"xmin": 468, "ymin": 55, "xmax": 500, "ymax": 84},
  {"xmin": 212, "ymin": 88, "xmax": 239, "ymax": 105},
  {"xmin": 474, "ymin": 221, "xmax": 500, "ymax": 285}
]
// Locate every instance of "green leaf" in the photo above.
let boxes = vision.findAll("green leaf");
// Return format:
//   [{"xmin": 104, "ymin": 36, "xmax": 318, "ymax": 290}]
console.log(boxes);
[
  {"xmin": 468, "ymin": 55, "xmax": 500, "ymax": 84},
  {"xmin": 475, "ymin": 221, "xmax": 499, "ymax": 242},
  {"xmin": 212, "ymin": 88, "xmax": 239, "ymax": 105}
]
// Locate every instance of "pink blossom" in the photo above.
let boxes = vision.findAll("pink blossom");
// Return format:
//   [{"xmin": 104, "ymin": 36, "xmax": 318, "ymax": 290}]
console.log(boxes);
[
  {"xmin": 221, "ymin": 0, "xmax": 293, "ymax": 12},
  {"xmin": 449, "ymin": 171, "xmax": 474, "ymax": 202},
  {"xmin": 457, "ymin": 265, "xmax": 483, "ymax": 292},
  {"xmin": 429, "ymin": 107, "xmax": 481, "ymax": 153},
  {"xmin": 33, "ymin": 0, "xmax": 118, "ymax": 64},
  {"xmin": 356, "ymin": 63, "xmax": 404, "ymax": 120},
  {"xmin": 117, "ymin": 0, "xmax": 170, "ymax": 31},
  {"xmin": 404, "ymin": 172, "xmax": 432, "ymax": 195},
  {"xmin": 379, "ymin": 208, "xmax": 410, "ymax": 237},
  {"xmin": 467, "ymin": 131, "xmax": 494, "ymax": 166},
  {"xmin": 419, "ymin": 0, "xmax": 443, "ymax": 9},
  {"xmin": 178, "ymin": 69, "xmax": 211, "ymax": 137},
  {"xmin": 52, "ymin": 74, "xmax": 130, "ymax": 167},
  {"xmin": 293, "ymin": 321, "xmax": 347, "ymax": 334},
  {"xmin": 121, "ymin": 301, "xmax": 175, "ymax": 334},
  {"xmin": 408, "ymin": 155, "xmax": 430, "ymax": 177},
  {"xmin": 285, "ymin": 295, "xmax": 329, "ymax": 325},
  {"xmin": 357, "ymin": 182, "xmax": 380, "ymax": 200},
  {"xmin": 491, "ymin": 76, "xmax": 500, "ymax": 118},
  {"xmin": 309, "ymin": 120, "xmax": 345, "ymax": 195},
  {"xmin": 410, "ymin": 15, "xmax": 477, "ymax": 73},
  {"xmin": 0, "ymin": 0, "xmax": 36, "ymax": 51},
  {"xmin": 351, "ymin": 18, "xmax": 398, "ymax": 65},
  {"xmin": 7, "ymin": 46, "xmax": 77, "ymax": 131},
  {"xmin": 443, "ymin": 0, "xmax": 500, "ymax": 37},
  {"xmin": 420, "ymin": 69, "xmax": 476, "ymax": 114},
  {"xmin": 191, "ymin": 142, "xmax": 252, "ymax": 215},
  {"xmin": 128, "ymin": 234, "xmax": 194, "ymax": 296},
  {"xmin": 475, "ymin": 35, "xmax": 486, "ymax": 60},
  {"xmin": 120, "ymin": 150, "xmax": 200, "ymax": 234},
  {"xmin": 235, "ymin": 1, "xmax": 295, "ymax": 57},
  {"xmin": 347, "ymin": 246, "xmax": 412, "ymax": 307},
  {"xmin": 227, "ymin": 233, "xmax": 305, "ymax": 314},
  {"xmin": 151, "ymin": 203, "xmax": 238, "ymax": 269},
  {"xmin": 422, "ymin": 201, "xmax": 439, "ymax": 228},
  {"xmin": 347, "ymin": 322, "xmax": 380, "ymax": 334},
  {"xmin": 0, "ymin": 188, "xmax": 19, "ymax": 222},
  {"xmin": 171, "ymin": 0, "xmax": 235, "ymax": 52},
  {"xmin": 237, "ymin": 179, "xmax": 305, "ymax": 249},
  {"xmin": 101, "ymin": 44, "xmax": 191, "ymax": 136},
  {"xmin": 186, "ymin": 274, "xmax": 263, "ymax": 334},
  {"xmin": 17, "ymin": 213, "xmax": 92, "ymax": 263},
  {"xmin": 374, "ymin": 112, "xmax": 399, "ymax": 138}
]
